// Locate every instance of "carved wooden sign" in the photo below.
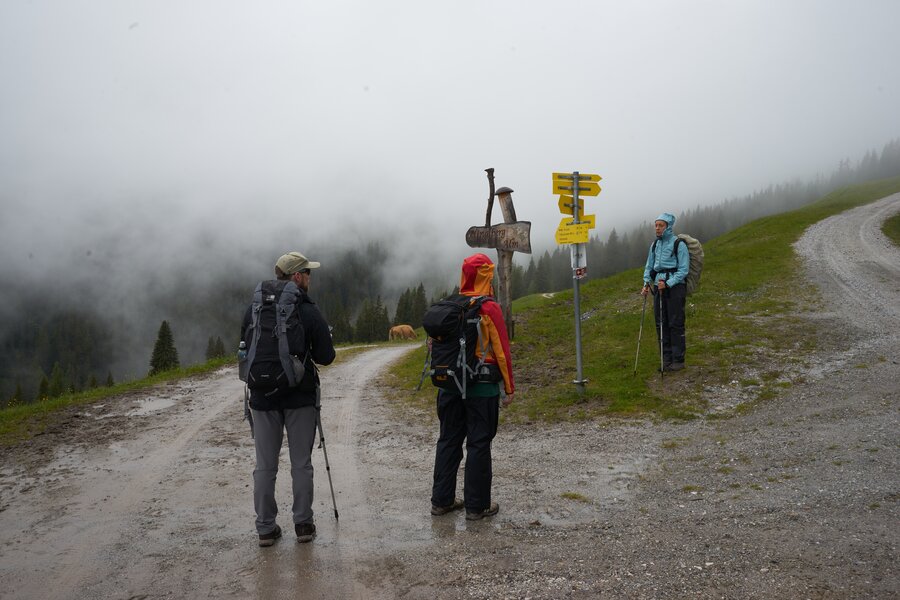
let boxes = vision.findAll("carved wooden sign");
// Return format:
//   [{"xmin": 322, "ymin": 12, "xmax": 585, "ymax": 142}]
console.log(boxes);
[
  {"xmin": 466, "ymin": 171, "xmax": 532, "ymax": 339},
  {"xmin": 465, "ymin": 221, "xmax": 532, "ymax": 254}
]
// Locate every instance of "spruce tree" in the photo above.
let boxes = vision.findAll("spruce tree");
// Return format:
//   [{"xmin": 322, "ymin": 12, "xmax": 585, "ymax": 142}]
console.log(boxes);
[
  {"xmin": 354, "ymin": 299, "xmax": 375, "ymax": 343},
  {"xmin": 106, "ymin": 371, "xmax": 115, "ymax": 387},
  {"xmin": 37, "ymin": 375, "xmax": 49, "ymax": 401},
  {"xmin": 408, "ymin": 284, "xmax": 427, "ymax": 329},
  {"xmin": 375, "ymin": 297, "xmax": 391, "ymax": 341},
  {"xmin": 214, "ymin": 336, "xmax": 226, "ymax": 358},
  {"xmin": 205, "ymin": 336, "xmax": 216, "ymax": 360},
  {"xmin": 89, "ymin": 374, "xmax": 98, "ymax": 389},
  {"xmin": 48, "ymin": 362, "xmax": 65, "ymax": 398},
  {"xmin": 393, "ymin": 289, "xmax": 411, "ymax": 325},
  {"xmin": 149, "ymin": 320, "xmax": 180, "ymax": 376}
]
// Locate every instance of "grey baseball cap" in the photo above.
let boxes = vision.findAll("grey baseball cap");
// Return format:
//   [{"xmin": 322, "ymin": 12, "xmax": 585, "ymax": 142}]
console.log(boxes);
[{"xmin": 275, "ymin": 251, "xmax": 321, "ymax": 275}]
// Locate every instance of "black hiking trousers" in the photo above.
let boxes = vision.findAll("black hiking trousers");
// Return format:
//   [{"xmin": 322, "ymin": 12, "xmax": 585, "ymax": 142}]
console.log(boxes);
[
  {"xmin": 654, "ymin": 282, "xmax": 687, "ymax": 365},
  {"xmin": 431, "ymin": 389, "xmax": 499, "ymax": 512}
]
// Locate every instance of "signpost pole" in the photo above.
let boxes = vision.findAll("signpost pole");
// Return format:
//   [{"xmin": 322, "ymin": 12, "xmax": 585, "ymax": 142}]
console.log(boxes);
[{"xmin": 571, "ymin": 172, "xmax": 586, "ymax": 394}]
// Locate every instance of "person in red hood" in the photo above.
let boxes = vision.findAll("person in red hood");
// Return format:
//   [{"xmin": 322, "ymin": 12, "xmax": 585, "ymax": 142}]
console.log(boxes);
[{"xmin": 430, "ymin": 253, "xmax": 515, "ymax": 521}]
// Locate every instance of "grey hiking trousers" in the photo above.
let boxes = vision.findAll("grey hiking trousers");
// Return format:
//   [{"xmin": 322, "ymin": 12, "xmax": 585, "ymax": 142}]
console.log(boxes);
[{"xmin": 251, "ymin": 406, "xmax": 317, "ymax": 535}]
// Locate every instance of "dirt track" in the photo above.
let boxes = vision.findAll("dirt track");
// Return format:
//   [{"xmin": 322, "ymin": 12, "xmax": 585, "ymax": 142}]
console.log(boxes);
[{"xmin": 1, "ymin": 195, "xmax": 898, "ymax": 599}]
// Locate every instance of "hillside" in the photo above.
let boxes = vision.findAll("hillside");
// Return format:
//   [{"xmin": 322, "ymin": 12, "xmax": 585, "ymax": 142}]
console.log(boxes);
[{"xmin": 388, "ymin": 176, "xmax": 900, "ymax": 420}]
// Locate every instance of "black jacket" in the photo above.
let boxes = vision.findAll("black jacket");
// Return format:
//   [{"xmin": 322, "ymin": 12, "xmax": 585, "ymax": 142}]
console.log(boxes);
[{"xmin": 240, "ymin": 286, "xmax": 336, "ymax": 411}]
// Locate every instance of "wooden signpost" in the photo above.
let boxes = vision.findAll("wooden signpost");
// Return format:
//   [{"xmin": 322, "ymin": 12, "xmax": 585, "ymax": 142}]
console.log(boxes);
[{"xmin": 465, "ymin": 168, "xmax": 532, "ymax": 338}]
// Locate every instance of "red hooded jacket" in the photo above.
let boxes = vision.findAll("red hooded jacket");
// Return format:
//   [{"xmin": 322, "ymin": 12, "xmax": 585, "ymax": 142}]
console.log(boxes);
[{"xmin": 459, "ymin": 254, "xmax": 515, "ymax": 395}]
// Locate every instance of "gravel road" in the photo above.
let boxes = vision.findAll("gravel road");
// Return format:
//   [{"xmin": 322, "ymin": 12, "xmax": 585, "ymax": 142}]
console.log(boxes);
[{"xmin": 1, "ymin": 195, "xmax": 898, "ymax": 599}]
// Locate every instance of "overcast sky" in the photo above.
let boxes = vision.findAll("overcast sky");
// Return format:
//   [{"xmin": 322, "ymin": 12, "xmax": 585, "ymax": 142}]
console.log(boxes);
[{"xmin": 2, "ymin": 0, "xmax": 899, "ymax": 284}]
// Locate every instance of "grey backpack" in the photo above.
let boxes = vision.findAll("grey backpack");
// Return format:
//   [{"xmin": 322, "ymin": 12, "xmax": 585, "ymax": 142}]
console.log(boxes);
[{"xmin": 239, "ymin": 280, "xmax": 306, "ymax": 392}]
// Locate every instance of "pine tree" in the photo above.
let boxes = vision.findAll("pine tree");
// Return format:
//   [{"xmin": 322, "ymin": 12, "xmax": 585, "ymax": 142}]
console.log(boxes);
[
  {"xmin": 149, "ymin": 320, "xmax": 180, "ymax": 376},
  {"xmin": 37, "ymin": 375, "xmax": 49, "ymax": 401},
  {"xmin": 89, "ymin": 374, "xmax": 98, "ymax": 389},
  {"xmin": 8, "ymin": 382, "xmax": 22, "ymax": 407},
  {"xmin": 375, "ymin": 296, "xmax": 391, "ymax": 341},
  {"xmin": 410, "ymin": 284, "xmax": 428, "ymax": 329},
  {"xmin": 48, "ymin": 362, "xmax": 65, "ymax": 398},
  {"xmin": 214, "ymin": 336, "xmax": 226, "ymax": 358},
  {"xmin": 393, "ymin": 289, "xmax": 411, "ymax": 325},
  {"xmin": 354, "ymin": 299, "xmax": 374, "ymax": 343},
  {"xmin": 106, "ymin": 371, "xmax": 115, "ymax": 387},
  {"xmin": 326, "ymin": 300, "xmax": 353, "ymax": 344},
  {"xmin": 205, "ymin": 336, "xmax": 217, "ymax": 360}
]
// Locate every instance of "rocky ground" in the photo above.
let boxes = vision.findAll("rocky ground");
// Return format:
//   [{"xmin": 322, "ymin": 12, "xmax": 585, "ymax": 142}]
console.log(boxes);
[{"xmin": 0, "ymin": 195, "xmax": 897, "ymax": 599}]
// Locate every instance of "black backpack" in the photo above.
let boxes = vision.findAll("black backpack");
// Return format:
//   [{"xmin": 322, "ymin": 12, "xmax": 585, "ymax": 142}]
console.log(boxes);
[
  {"xmin": 239, "ymin": 280, "xmax": 307, "ymax": 393},
  {"xmin": 422, "ymin": 294, "xmax": 501, "ymax": 398}
]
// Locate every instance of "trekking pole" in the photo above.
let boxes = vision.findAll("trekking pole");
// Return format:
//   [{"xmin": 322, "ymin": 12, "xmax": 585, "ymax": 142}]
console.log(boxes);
[
  {"xmin": 415, "ymin": 340, "xmax": 431, "ymax": 391},
  {"xmin": 315, "ymin": 385, "xmax": 339, "ymax": 520},
  {"xmin": 658, "ymin": 287, "xmax": 665, "ymax": 380},
  {"xmin": 633, "ymin": 291, "xmax": 648, "ymax": 376}
]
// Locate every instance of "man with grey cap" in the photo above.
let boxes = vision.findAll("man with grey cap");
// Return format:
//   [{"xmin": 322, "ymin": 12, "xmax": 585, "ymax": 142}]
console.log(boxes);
[{"xmin": 240, "ymin": 251, "xmax": 335, "ymax": 546}]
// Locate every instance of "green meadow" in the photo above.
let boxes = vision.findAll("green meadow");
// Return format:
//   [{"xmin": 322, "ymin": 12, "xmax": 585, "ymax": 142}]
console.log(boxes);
[
  {"xmin": 386, "ymin": 177, "xmax": 900, "ymax": 422},
  {"xmin": 882, "ymin": 211, "xmax": 900, "ymax": 246}
]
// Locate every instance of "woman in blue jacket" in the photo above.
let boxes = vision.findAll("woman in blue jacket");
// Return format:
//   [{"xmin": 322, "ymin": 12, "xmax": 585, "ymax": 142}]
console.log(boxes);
[{"xmin": 640, "ymin": 213, "xmax": 690, "ymax": 371}]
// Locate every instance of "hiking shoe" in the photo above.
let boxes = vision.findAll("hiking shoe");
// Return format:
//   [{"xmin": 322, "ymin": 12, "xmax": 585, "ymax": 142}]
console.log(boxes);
[
  {"xmin": 295, "ymin": 522, "xmax": 316, "ymax": 543},
  {"xmin": 431, "ymin": 498, "xmax": 465, "ymax": 516},
  {"xmin": 668, "ymin": 362, "xmax": 685, "ymax": 371},
  {"xmin": 258, "ymin": 525, "xmax": 282, "ymax": 547},
  {"xmin": 465, "ymin": 502, "xmax": 499, "ymax": 521}
]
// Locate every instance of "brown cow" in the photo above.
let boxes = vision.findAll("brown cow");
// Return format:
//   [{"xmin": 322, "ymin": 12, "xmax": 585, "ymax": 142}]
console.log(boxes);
[{"xmin": 388, "ymin": 324, "xmax": 417, "ymax": 341}]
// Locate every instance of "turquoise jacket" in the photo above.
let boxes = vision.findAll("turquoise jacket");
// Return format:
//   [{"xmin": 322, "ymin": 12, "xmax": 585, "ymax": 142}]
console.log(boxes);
[{"xmin": 643, "ymin": 213, "xmax": 689, "ymax": 287}]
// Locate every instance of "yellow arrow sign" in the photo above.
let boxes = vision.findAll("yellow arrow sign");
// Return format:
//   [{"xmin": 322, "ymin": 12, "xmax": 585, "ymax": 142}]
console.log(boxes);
[
  {"xmin": 557, "ymin": 195, "xmax": 584, "ymax": 217},
  {"xmin": 552, "ymin": 172, "xmax": 602, "ymax": 183},
  {"xmin": 552, "ymin": 180, "xmax": 601, "ymax": 196},
  {"xmin": 555, "ymin": 219, "xmax": 593, "ymax": 245}
]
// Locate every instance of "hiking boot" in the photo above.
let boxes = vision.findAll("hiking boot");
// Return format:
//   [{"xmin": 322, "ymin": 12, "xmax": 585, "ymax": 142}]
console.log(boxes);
[
  {"xmin": 465, "ymin": 502, "xmax": 499, "ymax": 521},
  {"xmin": 295, "ymin": 522, "xmax": 316, "ymax": 543},
  {"xmin": 668, "ymin": 362, "xmax": 685, "ymax": 371},
  {"xmin": 431, "ymin": 498, "xmax": 464, "ymax": 516},
  {"xmin": 258, "ymin": 524, "xmax": 282, "ymax": 547}
]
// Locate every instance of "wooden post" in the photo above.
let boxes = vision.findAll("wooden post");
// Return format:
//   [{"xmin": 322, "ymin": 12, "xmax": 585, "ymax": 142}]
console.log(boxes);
[
  {"xmin": 495, "ymin": 187, "xmax": 517, "ymax": 338},
  {"xmin": 465, "ymin": 172, "xmax": 531, "ymax": 340}
]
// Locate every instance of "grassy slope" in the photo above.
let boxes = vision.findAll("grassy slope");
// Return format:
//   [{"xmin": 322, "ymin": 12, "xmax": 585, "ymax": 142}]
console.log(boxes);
[
  {"xmin": 386, "ymin": 177, "xmax": 900, "ymax": 422},
  {"xmin": 882, "ymin": 211, "xmax": 900, "ymax": 246}
]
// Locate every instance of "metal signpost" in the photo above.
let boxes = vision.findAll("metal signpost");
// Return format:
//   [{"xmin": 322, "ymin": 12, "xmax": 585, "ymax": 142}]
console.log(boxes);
[
  {"xmin": 465, "ymin": 168, "xmax": 532, "ymax": 338},
  {"xmin": 553, "ymin": 171, "xmax": 601, "ymax": 393}
]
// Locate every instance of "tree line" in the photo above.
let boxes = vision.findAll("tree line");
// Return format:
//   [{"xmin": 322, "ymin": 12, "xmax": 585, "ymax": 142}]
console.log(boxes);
[{"xmin": 2, "ymin": 139, "xmax": 899, "ymax": 407}]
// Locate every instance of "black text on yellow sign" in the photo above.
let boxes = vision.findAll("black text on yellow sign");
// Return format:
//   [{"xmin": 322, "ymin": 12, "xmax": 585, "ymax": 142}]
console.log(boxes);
[{"xmin": 551, "ymin": 172, "xmax": 602, "ymax": 197}]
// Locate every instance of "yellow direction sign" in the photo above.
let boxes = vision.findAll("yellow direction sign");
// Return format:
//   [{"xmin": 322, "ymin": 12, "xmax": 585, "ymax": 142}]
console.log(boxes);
[
  {"xmin": 557, "ymin": 198, "xmax": 597, "ymax": 226},
  {"xmin": 555, "ymin": 218, "xmax": 592, "ymax": 245},
  {"xmin": 580, "ymin": 214, "xmax": 597, "ymax": 229},
  {"xmin": 551, "ymin": 180, "xmax": 601, "ymax": 196},
  {"xmin": 557, "ymin": 195, "xmax": 584, "ymax": 217},
  {"xmin": 552, "ymin": 172, "xmax": 601, "ymax": 183}
]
